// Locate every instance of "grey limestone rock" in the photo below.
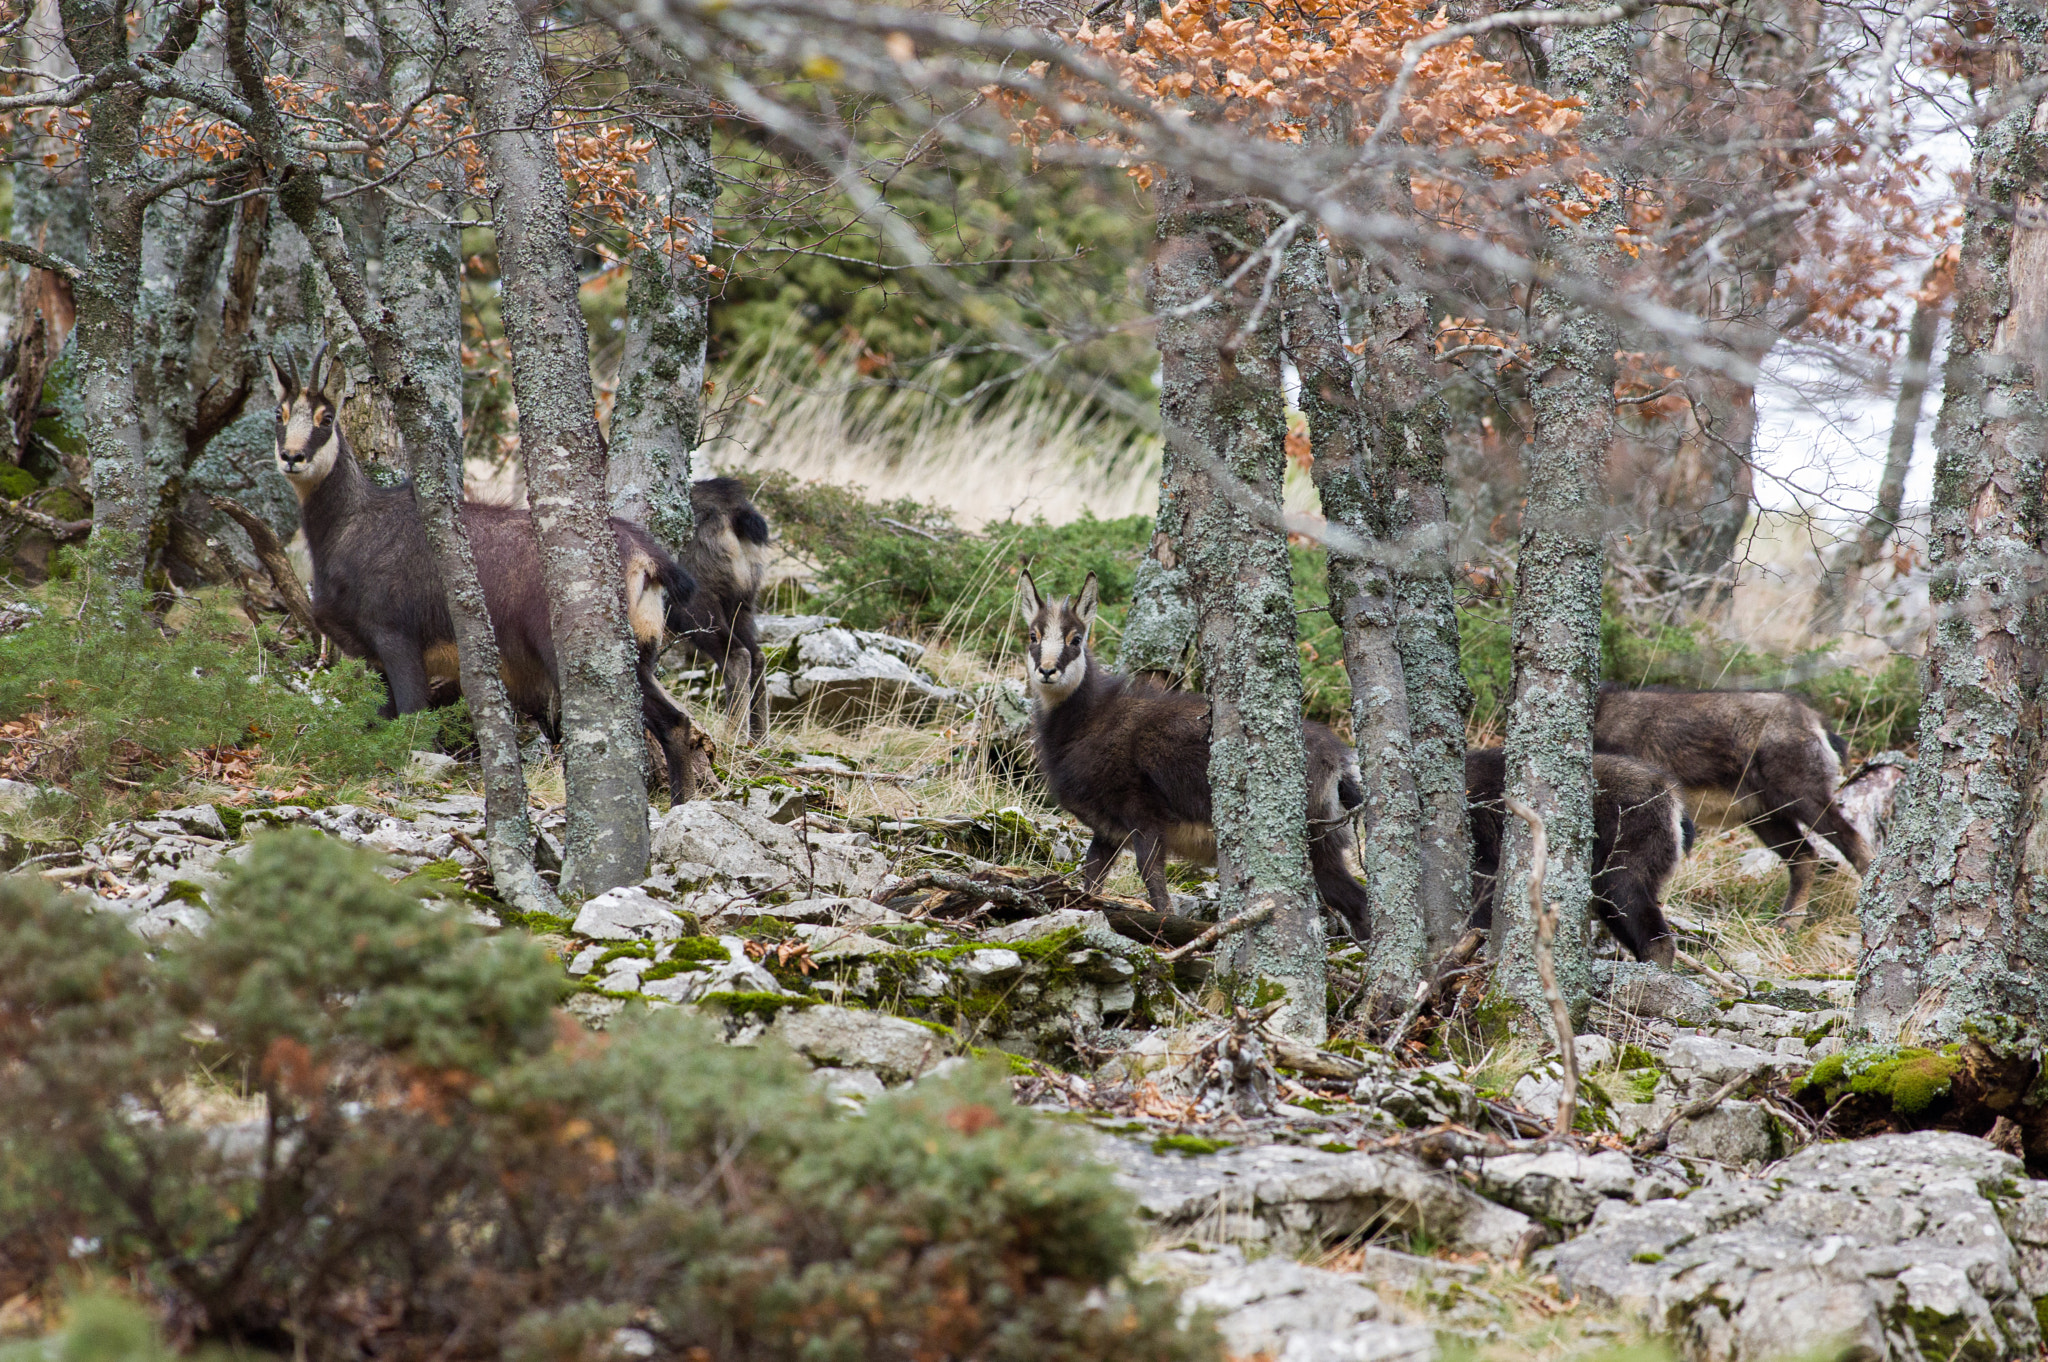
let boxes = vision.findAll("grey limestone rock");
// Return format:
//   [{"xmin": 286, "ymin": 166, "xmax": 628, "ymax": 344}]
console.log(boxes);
[
  {"xmin": 652, "ymin": 801, "xmax": 890, "ymax": 898},
  {"xmin": 572, "ymin": 886, "xmax": 691, "ymax": 942},
  {"xmin": 769, "ymin": 1003, "xmax": 947, "ymax": 1083},
  {"xmin": 1181, "ymin": 1257, "xmax": 1435, "ymax": 1362},
  {"xmin": 1554, "ymin": 1131, "xmax": 2048, "ymax": 1362},
  {"xmin": 1594, "ymin": 960, "xmax": 1719, "ymax": 1026},
  {"xmin": 1471, "ymin": 1148, "xmax": 1639, "ymax": 1228}
]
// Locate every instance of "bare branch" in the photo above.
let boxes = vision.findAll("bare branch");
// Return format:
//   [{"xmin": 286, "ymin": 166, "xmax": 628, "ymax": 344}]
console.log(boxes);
[
  {"xmin": 1506, "ymin": 795, "xmax": 1578, "ymax": 1137},
  {"xmin": 0, "ymin": 238, "xmax": 82, "ymax": 279}
]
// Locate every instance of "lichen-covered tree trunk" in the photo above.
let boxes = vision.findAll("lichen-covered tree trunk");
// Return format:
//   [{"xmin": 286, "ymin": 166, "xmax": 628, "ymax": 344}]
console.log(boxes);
[
  {"xmin": 59, "ymin": 0, "xmax": 151, "ymax": 591},
  {"xmin": 1333, "ymin": 240, "xmax": 1472, "ymax": 956},
  {"xmin": 1855, "ymin": 14, "xmax": 2048, "ymax": 1041},
  {"xmin": 1489, "ymin": 18, "xmax": 1629, "ymax": 1035},
  {"xmin": 1280, "ymin": 231, "xmax": 1425, "ymax": 1003},
  {"xmin": 451, "ymin": 0, "xmax": 651, "ymax": 895},
  {"xmin": 1151, "ymin": 175, "xmax": 1324, "ymax": 1039},
  {"xmin": 376, "ymin": 0, "xmax": 559, "ymax": 918},
  {"xmin": 608, "ymin": 108, "xmax": 712, "ymax": 549},
  {"xmin": 1118, "ymin": 519, "xmax": 1198, "ymax": 681}
]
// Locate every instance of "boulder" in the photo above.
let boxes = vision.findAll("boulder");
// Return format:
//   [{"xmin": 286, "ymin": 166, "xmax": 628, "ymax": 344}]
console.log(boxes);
[
  {"xmin": 769, "ymin": 1004, "xmax": 947, "ymax": 1083},
  {"xmin": 405, "ymin": 750, "xmax": 460, "ymax": 783},
  {"xmin": 0, "ymin": 777, "xmax": 40, "ymax": 814},
  {"xmin": 1554, "ymin": 1131, "xmax": 2048, "ymax": 1362},
  {"xmin": 1098, "ymin": 1135, "xmax": 1534, "ymax": 1258},
  {"xmin": 1593, "ymin": 960, "xmax": 1719, "ymax": 1025},
  {"xmin": 1180, "ymin": 1257, "xmax": 1434, "ymax": 1362},
  {"xmin": 1471, "ymin": 1148, "xmax": 1638, "ymax": 1228},
  {"xmin": 755, "ymin": 619, "xmax": 963, "ymax": 727},
  {"xmin": 572, "ymin": 886, "xmax": 691, "ymax": 942},
  {"xmin": 651, "ymin": 801, "xmax": 891, "ymax": 898}
]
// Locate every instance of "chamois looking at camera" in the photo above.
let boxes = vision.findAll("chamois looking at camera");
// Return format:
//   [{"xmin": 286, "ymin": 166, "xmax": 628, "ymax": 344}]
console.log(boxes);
[
  {"xmin": 1593, "ymin": 685, "xmax": 1871, "ymax": 920},
  {"xmin": 1017, "ymin": 570, "xmax": 1372, "ymax": 935},
  {"xmin": 671, "ymin": 477, "xmax": 771, "ymax": 739},
  {"xmin": 1464, "ymin": 748, "xmax": 1693, "ymax": 966},
  {"xmin": 268, "ymin": 345, "xmax": 702, "ymax": 801}
]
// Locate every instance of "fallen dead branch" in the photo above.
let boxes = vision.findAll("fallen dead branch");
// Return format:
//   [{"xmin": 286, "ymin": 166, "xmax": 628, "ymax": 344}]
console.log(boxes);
[
  {"xmin": 1385, "ymin": 926, "xmax": 1487, "ymax": 1050},
  {"xmin": 1507, "ymin": 795, "xmax": 1578, "ymax": 1137},
  {"xmin": 1160, "ymin": 900, "xmax": 1275, "ymax": 962},
  {"xmin": 0, "ymin": 493, "xmax": 89, "ymax": 541},
  {"xmin": 1632, "ymin": 1063, "xmax": 1769, "ymax": 1155},
  {"xmin": 878, "ymin": 867, "xmax": 1054, "ymax": 916},
  {"xmin": 211, "ymin": 496, "xmax": 319, "ymax": 639},
  {"xmin": 1675, "ymin": 945, "xmax": 1748, "ymax": 995}
]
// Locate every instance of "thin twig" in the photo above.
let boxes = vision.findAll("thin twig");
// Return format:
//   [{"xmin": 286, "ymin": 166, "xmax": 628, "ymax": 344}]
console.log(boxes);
[
  {"xmin": 1674, "ymin": 945, "xmax": 1746, "ymax": 995},
  {"xmin": 1160, "ymin": 901, "xmax": 1277, "ymax": 963},
  {"xmin": 210, "ymin": 497, "xmax": 318, "ymax": 639},
  {"xmin": 1632, "ymin": 1064, "xmax": 1768, "ymax": 1155},
  {"xmin": 1507, "ymin": 796, "xmax": 1577, "ymax": 1138},
  {"xmin": 0, "ymin": 494, "xmax": 90, "ymax": 541},
  {"xmin": 1385, "ymin": 926, "xmax": 1487, "ymax": 1050}
]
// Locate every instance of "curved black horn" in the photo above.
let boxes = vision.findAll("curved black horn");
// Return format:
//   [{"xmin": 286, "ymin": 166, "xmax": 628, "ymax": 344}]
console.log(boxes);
[
  {"xmin": 275, "ymin": 344, "xmax": 301, "ymax": 395},
  {"xmin": 307, "ymin": 341, "xmax": 330, "ymax": 395}
]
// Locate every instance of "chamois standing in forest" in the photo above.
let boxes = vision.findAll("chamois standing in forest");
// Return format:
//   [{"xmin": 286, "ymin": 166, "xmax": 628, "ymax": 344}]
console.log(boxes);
[
  {"xmin": 268, "ymin": 346, "xmax": 702, "ymax": 801},
  {"xmin": 1593, "ymin": 685, "xmax": 1870, "ymax": 920},
  {"xmin": 1017, "ymin": 571, "xmax": 1372, "ymax": 934},
  {"xmin": 670, "ymin": 477, "xmax": 771, "ymax": 739},
  {"xmin": 1464, "ymin": 748, "xmax": 1693, "ymax": 965}
]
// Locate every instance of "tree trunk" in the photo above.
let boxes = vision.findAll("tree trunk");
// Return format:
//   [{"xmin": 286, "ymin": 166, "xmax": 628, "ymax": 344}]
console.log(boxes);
[
  {"xmin": 450, "ymin": 0, "xmax": 652, "ymax": 896},
  {"xmin": 1854, "ymin": 16, "xmax": 2048, "ymax": 1041},
  {"xmin": 1489, "ymin": 17, "xmax": 1629, "ymax": 1037},
  {"xmin": 1280, "ymin": 231, "xmax": 1426, "ymax": 1005},
  {"xmin": 377, "ymin": 0, "xmax": 560, "ymax": 919},
  {"xmin": 59, "ymin": 0, "xmax": 151, "ymax": 591},
  {"xmin": 1151, "ymin": 176, "xmax": 1324, "ymax": 1039},
  {"xmin": 1118, "ymin": 520, "xmax": 1198, "ymax": 682},
  {"xmin": 1333, "ymin": 238, "xmax": 1472, "ymax": 957},
  {"xmin": 1809, "ymin": 249, "xmax": 1955, "ymax": 639},
  {"xmin": 608, "ymin": 107, "xmax": 712, "ymax": 549}
]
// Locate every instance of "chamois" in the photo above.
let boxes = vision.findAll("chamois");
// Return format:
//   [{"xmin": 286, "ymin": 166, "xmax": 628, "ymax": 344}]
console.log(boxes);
[
  {"xmin": 1593, "ymin": 685, "xmax": 1870, "ymax": 920},
  {"xmin": 1464, "ymin": 748, "xmax": 1692, "ymax": 965},
  {"xmin": 670, "ymin": 477, "xmax": 771, "ymax": 739},
  {"xmin": 269, "ymin": 345, "xmax": 702, "ymax": 801},
  {"xmin": 1018, "ymin": 570, "xmax": 1372, "ymax": 935}
]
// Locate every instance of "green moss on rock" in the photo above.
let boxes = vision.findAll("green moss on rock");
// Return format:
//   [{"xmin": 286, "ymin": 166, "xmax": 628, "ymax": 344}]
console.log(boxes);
[{"xmin": 1794, "ymin": 1045, "xmax": 1959, "ymax": 1118}]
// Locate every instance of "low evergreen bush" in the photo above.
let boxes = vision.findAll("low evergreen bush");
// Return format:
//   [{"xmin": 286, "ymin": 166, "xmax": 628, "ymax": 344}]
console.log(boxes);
[{"xmin": 0, "ymin": 831, "xmax": 1217, "ymax": 1362}]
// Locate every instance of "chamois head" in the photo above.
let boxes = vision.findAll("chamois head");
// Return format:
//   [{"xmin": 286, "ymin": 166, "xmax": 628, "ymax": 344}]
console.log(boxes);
[
  {"xmin": 265, "ymin": 343, "xmax": 349, "ymax": 498},
  {"xmin": 1017, "ymin": 569, "xmax": 1098, "ymax": 705}
]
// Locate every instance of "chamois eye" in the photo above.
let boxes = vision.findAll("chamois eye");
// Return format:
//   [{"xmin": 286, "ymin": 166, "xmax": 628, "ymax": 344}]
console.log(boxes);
[
  {"xmin": 1029, "ymin": 629, "xmax": 1040, "ymax": 643},
  {"xmin": 1069, "ymin": 634, "xmax": 1081, "ymax": 647}
]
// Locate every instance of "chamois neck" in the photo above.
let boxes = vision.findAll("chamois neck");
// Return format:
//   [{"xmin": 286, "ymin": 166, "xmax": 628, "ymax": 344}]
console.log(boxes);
[
  {"xmin": 1032, "ymin": 648, "xmax": 1114, "ymax": 720},
  {"xmin": 297, "ymin": 439, "xmax": 378, "ymax": 548}
]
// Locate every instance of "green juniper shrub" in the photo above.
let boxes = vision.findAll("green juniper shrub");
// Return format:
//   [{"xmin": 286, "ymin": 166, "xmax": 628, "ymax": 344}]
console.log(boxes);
[
  {"xmin": 0, "ymin": 832, "xmax": 1217, "ymax": 1362},
  {"xmin": 0, "ymin": 587, "xmax": 411, "ymax": 830}
]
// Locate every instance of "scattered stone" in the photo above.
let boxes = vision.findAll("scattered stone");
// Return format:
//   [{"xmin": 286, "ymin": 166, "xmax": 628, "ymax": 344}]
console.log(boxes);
[
  {"xmin": 958, "ymin": 948, "xmax": 1024, "ymax": 985},
  {"xmin": 812, "ymin": 1066, "xmax": 887, "ymax": 1108},
  {"xmin": 651, "ymin": 801, "xmax": 890, "ymax": 898},
  {"xmin": 1593, "ymin": 960, "xmax": 1719, "ymax": 1026},
  {"xmin": 1471, "ymin": 1149, "xmax": 1638, "ymax": 1228},
  {"xmin": 752, "ymin": 616, "xmax": 962, "ymax": 726},
  {"xmin": 1100, "ymin": 1135, "xmax": 1534, "ymax": 1258},
  {"xmin": 1556, "ymin": 1131, "xmax": 2048, "ymax": 1362},
  {"xmin": 793, "ymin": 923, "xmax": 897, "ymax": 962},
  {"xmin": 1179, "ymin": 1256, "xmax": 1434, "ymax": 1362},
  {"xmin": 572, "ymin": 886, "xmax": 691, "ymax": 942},
  {"xmin": 156, "ymin": 804, "xmax": 229, "ymax": 840},
  {"xmin": 405, "ymin": 750, "xmax": 460, "ymax": 783},
  {"xmin": 770, "ymin": 1004, "xmax": 947, "ymax": 1083},
  {"xmin": 0, "ymin": 777, "xmax": 38, "ymax": 815}
]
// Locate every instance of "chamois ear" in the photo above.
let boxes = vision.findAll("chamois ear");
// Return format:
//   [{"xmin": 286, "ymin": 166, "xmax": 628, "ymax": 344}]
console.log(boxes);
[
  {"xmin": 1075, "ymin": 572, "xmax": 1100, "ymax": 632},
  {"xmin": 265, "ymin": 351, "xmax": 290, "ymax": 404},
  {"xmin": 1017, "ymin": 569, "xmax": 1044, "ymax": 623},
  {"xmin": 317, "ymin": 345, "xmax": 348, "ymax": 406}
]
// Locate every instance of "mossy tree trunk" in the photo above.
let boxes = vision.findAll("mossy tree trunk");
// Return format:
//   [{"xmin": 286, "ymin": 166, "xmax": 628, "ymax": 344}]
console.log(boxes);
[
  {"xmin": 451, "ymin": 0, "xmax": 653, "ymax": 896},
  {"xmin": 1489, "ymin": 17, "xmax": 1631, "ymax": 1037},
  {"xmin": 1151, "ymin": 176, "xmax": 1324, "ymax": 1039},
  {"xmin": 608, "ymin": 91, "xmax": 712, "ymax": 549},
  {"xmin": 1119, "ymin": 517, "xmax": 1198, "ymax": 682},
  {"xmin": 1280, "ymin": 231, "xmax": 1426, "ymax": 1004},
  {"xmin": 1855, "ymin": 2, "xmax": 2048, "ymax": 1041},
  {"xmin": 1332, "ymin": 234, "xmax": 1472, "ymax": 957}
]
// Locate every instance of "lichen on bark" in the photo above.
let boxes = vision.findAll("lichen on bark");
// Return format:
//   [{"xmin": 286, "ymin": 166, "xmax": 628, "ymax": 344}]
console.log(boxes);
[
  {"xmin": 1855, "ymin": 0, "xmax": 2048, "ymax": 1041},
  {"xmin": 1150, "ymin": 175, "xmax": 1324, "ymax": 1039}
]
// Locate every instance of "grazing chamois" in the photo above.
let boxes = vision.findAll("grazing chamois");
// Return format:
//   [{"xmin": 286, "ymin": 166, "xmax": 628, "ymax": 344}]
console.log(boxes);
[
  {"xmin": 268, "ymin": 345, "xmax": 701, "ymax": 801},
  {"xmin": 1018, "ymin": 570, "xmax": 1372, "ymax": 935},
  {"xmin": 671, "ymin": 477, "xmax": 771, "ymax": 739},
  {"xmin": 1464, "ymin": 748, "xmax": 1693, "ymax": 965},
  {"xmin": 1593, "ymin": 685, "xmax": 1870, "ymax": 920}
]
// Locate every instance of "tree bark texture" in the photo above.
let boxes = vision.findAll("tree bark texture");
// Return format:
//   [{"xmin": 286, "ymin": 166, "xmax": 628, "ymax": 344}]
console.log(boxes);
[
  {"xmin": 1333, "ymin": 241, "xmax": 1473, "ymax": 957},
  {"xmin": 1279, "ymin": 232, "xmax": 1426, "ymax": 1003},
  {"xmin": 1809, "ymin": 249, "xmax": 1954, "ymax": 639},
  {"xmin": 1855, "ymin": 9, "xmax": 2048, "ymax": 1041},
  {"xmin": 1151, "ymin": 176, "xmax": 1325, "ymax": 1040},
  {"xmin": 451, "ymin": 0, "xmax": 652, "ymax": 896},
  {"xmin": 1118, "ymin": 519, "xmax": 1199, "ymax": 681},
  {"xmin": 377, "ymin": 0, "xmax": 561, "ymax": 919},
  {"xmin": 1490, "ymin": 17, "xmax": 1629, "ymax": 1036},
  {"xmin": 607, "ymin": 112, "xmax": 713, "ymax": 548},
  {"xmin": 60, "ymin": 0, "xmax": 152, "ymax": 591}
]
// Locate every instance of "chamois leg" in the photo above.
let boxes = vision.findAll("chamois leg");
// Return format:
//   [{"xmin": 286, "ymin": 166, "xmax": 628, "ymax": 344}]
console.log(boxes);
[
  {"xmin": 637, "ymin": 658, "xmax": 697, "ymax": 804},
  {"xmin": 745, "ymin": 638, "xmax": 770, "ymax": 740},
  {"xmin": 720, "ymin": 640, "xmax": 765, "ymax": 742},
  {"xmin": 368, "ymin": 629, "xmax": 433, "ymax": 719},
  {"xmin": 1132, "ymin": 831, "xmax": 1173, "ymax": 913},
  {"xmin": 1308, "ymin": 824, "xmax": 1372, "ymax": 942},
  {"xmin": 1080, "ymin": 833, "xmax": 1122, "ymax": 894},
  {"xmin": 1752, "ymin": 810, "xmax": 1819, "ymax": 921}
]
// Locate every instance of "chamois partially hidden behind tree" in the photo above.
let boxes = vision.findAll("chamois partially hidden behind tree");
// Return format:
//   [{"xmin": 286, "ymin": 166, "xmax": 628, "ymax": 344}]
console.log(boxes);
[
  {"xmin": 269, "ymin": 345, "xmax": 702, "ymax": 801},
  {"xmin": 1017, "ymin": 570, "xmax": 1372, "ymax": 935},
  {"xmin": 1465, "ymin": 748, "xmax": 1692, "ymax": 965},
  {"xmin": 1593, "ymin": 685, "xmax": 1871, "ymax": 920},
  {"xmin": 671, "ymin": 477, "xmax": 771, "ymax": 739}
]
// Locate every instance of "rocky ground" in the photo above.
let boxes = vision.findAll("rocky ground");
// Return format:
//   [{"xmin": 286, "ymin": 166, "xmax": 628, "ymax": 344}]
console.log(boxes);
[{"xmin": 2, "ymin": 612, "xmax": 2041, "ymax": 1362}]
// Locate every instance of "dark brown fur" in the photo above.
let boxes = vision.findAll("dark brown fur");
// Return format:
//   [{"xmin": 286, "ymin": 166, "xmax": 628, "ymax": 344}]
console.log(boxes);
[
  {"xmin": 1465, "ymin": 748, "xmax": 1691, "ymax": 965},
  {"xmin": 269, "ymin": 346, "xmax": 700, "ymax": 801},
  {"xmin": 1593, "ymin": 685, "xmax": 1870, "ymax": 919},
  {"xmin": 669, "ymin": 477, "xmax": 771, "ymax": 739},
  {"xmin": 1019, "ymin": 571, "xmax": 1372, "ymax": 936}
]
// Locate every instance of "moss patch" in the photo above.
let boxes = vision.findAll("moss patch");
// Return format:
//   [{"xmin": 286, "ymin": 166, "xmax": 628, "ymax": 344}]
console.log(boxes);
[
  {"xmin": 1795, "ymin": 1045, "xmax": 1959, "ymax": 1118},
  {"xmin": 1152, "ymin": 1134, "xmax": 1233, "ymax": 1157},
  {"xmin": 700, "ymin": 991, "xmax": 817, "ymax": 1021}
]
